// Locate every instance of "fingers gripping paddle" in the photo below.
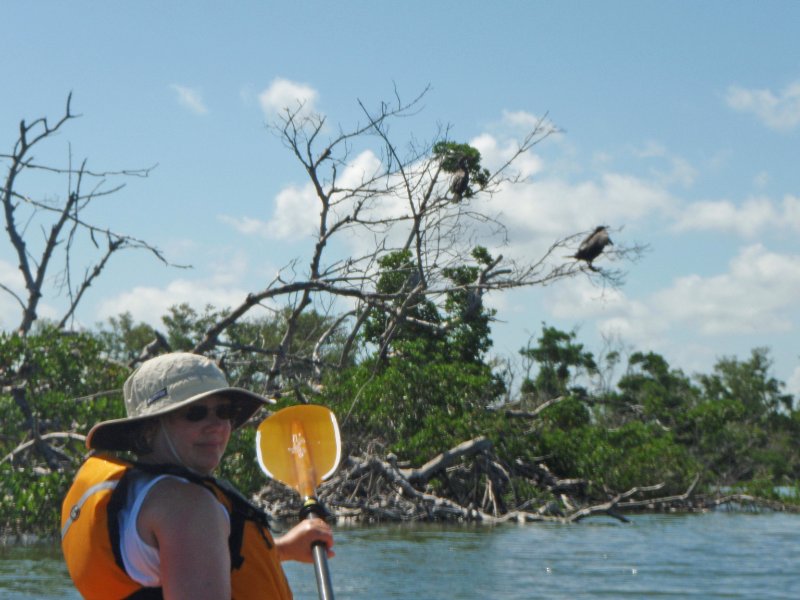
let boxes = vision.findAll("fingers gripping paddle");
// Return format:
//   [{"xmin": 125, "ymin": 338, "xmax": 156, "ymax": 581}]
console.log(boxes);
[{"xmin": 256, "ymin": 405, "xmax": 341, "ymax": 600}]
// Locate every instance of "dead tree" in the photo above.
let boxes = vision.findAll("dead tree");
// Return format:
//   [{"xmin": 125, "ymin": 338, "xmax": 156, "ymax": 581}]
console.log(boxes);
[
  {"xmin": 1, "ymin": 94, "xmax": 178, "ymax": 467},
  {"xmin": 189, "ymin": 87, "xmax": 647, "ymax": 401},
  {"xmin": 1, "ymin": 93, "xmax": 177, "ymax": 336}
]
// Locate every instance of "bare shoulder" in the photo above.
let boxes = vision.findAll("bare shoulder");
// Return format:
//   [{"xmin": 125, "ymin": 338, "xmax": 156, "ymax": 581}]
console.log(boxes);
[
  {"xmin": 146, "ymin": 476, "xmax": 219, "ymax": 506},
  {"xmin": 138, "ymin": 477, "xmax": 229, "ymax": 545},
  {"xmin": 137, "ymin": 477, "xmax": 233, "ymax": 598}
]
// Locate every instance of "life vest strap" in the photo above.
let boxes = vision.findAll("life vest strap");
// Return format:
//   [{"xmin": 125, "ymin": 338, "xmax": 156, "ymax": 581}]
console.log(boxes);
[{"xmin": 125, "ymin": 586, "xmax": 164, "ymax": 599}]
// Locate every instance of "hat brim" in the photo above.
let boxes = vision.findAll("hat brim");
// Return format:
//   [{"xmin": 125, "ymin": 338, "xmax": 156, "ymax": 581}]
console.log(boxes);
[{"xmin": 86, "ymin": 387, "xmax": 274, "ymax": 452}]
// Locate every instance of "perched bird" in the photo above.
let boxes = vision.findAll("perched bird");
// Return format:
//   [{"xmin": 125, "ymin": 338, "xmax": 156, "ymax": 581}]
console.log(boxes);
[
  {"xmin": 573, "ymin": 226, "xmax": 613, "ymax": 271},
  {"xmin": 449, "ymin": 156, "xmax": 470, "ymax": 203},
  {"xmin": 404, "ymin": 268, "xmax": 424, "ymax": 292},
  {"xmin": 464, "ymin": 288, "xmax": 483, "ymax": 319}
]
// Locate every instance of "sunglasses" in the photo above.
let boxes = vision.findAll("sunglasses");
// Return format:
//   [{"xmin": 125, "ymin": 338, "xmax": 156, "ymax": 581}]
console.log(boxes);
[{"xmin": 182, "ymin": 404, "xmax": 239, "ymax": 423}]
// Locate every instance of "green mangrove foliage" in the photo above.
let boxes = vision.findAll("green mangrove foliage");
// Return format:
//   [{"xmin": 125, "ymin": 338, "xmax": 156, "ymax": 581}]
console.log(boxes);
[
  {"xmin": 1, "ymin": 325, "xmax": 128, "ymax": 534},
  {"xmin": 1, "ymin": 311, "xmax": 798, "ymax": 536}
]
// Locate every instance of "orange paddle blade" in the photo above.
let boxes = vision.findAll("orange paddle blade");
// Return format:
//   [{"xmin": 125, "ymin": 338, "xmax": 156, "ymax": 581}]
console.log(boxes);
[{"xmin": 256, "ymin": 404, "xmax": 341, "ymax": 497}]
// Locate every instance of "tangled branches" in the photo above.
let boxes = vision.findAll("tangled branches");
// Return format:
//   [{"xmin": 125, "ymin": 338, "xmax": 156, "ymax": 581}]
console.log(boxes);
[{"xmin": 256, "ymin": 437, "xmax": 797, "ymax": 528}]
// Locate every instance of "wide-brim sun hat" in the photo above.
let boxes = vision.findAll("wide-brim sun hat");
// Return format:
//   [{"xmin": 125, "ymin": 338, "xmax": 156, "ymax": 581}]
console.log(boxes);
[{"xmin": 86, "ymin": 352, "xmax": 274, "ymax": 452}]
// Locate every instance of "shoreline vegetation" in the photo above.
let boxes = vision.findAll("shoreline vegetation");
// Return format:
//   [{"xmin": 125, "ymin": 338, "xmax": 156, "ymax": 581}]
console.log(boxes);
[
  {"xmin": 2, "ymin": 96, "xmax": 799, "ymax": 543},
  {"xmin": 2, "ymin": 322, "xmax": 799, "ymax": 541},
  {"xmin": 261, "ymin": 440, "xmax": 800, "ymax": 529}
]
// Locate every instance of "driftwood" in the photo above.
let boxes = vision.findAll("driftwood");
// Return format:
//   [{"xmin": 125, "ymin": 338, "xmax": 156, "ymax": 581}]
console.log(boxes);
[{"xmin": 255, "ymin": 437, "xmax": 799, "ymax": 527}]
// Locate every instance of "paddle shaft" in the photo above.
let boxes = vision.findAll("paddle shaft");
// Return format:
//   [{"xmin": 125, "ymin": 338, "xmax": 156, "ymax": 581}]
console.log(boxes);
[
  {"xmin": 293, "ymin": 419, "xmax": 335, "ymax": 600},
  {"xmin": 311, "ymin": 536, "xmax": 335, "ymax": 600},
  {"xmin": 300, "ymin": 496, "xmax": 335, "ymax": 600}
]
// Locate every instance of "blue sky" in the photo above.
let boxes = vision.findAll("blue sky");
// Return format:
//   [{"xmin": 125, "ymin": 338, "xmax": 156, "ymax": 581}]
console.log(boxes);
[{"xmin": 2, "ymin": 1, "xmax": 799, "ymax": 396}]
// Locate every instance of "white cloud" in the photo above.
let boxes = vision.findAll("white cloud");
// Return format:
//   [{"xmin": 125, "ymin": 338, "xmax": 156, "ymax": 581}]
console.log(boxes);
[
  {"xmin": 218, "ymin": 148, "xmax": 391, "ymax": 256},
  {"xmin": 540, "ymin": 277, "xmax": 664, "ymax": 351},
  {"xmin": 673, "ymin": 194, "xmax": 800, "ymax": 237},
  {"xmin": 336, "ymin": 150, "xmax": 384, "ymax": 193},
  {"xmin": 96, "ymin": 277, "xmax": 251, "ymax": 328},
  {"xmin": 170, "ymin": 84, "xmax": 209, "ymax": 115},
  {"xmin": 470, "ymin": 168, "xmax": 673, "ymax": 264},
  {"xmin": 92, "ymin": 247, "xmax": 257, "ymax": 327},
  {"xmin": 266, "ymin": 182, "xmax": 320, "ymax": 240},
  {"xmin": 652, "ymin": 244, "xmax": 800, "ymax": 335},
  {"xmin": 544, "ymin": 277, "xmax": 642, "ymax": 322},
  {"xmin": 447, "ymin": 130, "xmax": 680, "ymax": 270},
  {"xmin": 725, "ymin": 81, "xmax": 800, "ymax": 132},
  {"xmin": 500, "ymin": 109, "xmax": 561, "ymax": 137},
  {"xmin": 0, "ymin": 298, "xmax": 19, "ymax": 330},
  {"xmin": 0, "ymin": 258, "xmax": 22, "ymax": 292},
  {"xmin": 661, "ymin": 157, "xmax": 696, "ymax": 188},
  {"xmin": 258, "ymin": 78, "xmax": 319, "ymax": 119},
  {"xmin": 205, "ymin": 249, "xmax": 251, "ymax": 287},
  {"xmin": 783, "ymin": 194, "xmax": 800, "ymax": 231},
  {"xmin": 501, "ymin": 109, "xmax": 546, "ymax": 129},
  {"xmin": 219, "ymin": 214, "xmax": 269, "ymax": 236},
  {"xmin": 253, "ymin": 125, "xmax": 677, "ymax": 268},
  {"xmin": 225, "ymin": 152, "xmax": 380, "ymax": 243},
  {"xmin": 0, "ymin": 259, "xmax": 62, "ymax": 328},
  {"xmin": 673, "ymin": 196, "xmax": 775, "ymax": 237},
  {"xmin": 548, "ymin": 243, "xmax": 800, "ymax": 338},
  {"xmin": 260, "ymin": 149, "xmax": 398, "ymax": 250},
  {"xmin": 527, "ymin": 244, "xmax": 800, "ymax": 390},
  {"xmin": 471, "ymin": 133, "xmax": 544, "ymax": 179},
  {"xmin": 0, "ymin": 259, "xmax": 22, "ymax": 329}
]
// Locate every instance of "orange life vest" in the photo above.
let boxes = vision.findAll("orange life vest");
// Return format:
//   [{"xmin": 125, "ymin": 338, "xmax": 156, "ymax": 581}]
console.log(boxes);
[{"xmin": 61, "ymin": 454, "xmax": 293, "ymax": 600}]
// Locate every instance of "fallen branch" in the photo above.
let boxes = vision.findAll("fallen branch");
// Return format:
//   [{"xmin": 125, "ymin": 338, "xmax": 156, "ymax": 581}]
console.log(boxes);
[
  {"xmin": 566, "ymin": 483, "xmax": 666, "ymax": 523},
  {"xmin": 400, "ymin": 436, "xmax": 492, "ymax": 483},
  {"xmin": 616, "ymin": 474, "xmax": 700, "ymax": 510}
]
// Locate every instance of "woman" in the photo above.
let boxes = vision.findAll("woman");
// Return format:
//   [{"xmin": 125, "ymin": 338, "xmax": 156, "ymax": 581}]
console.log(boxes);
[{"xmin": 61, "ymin": 352, "xmax": 334, "ymax": 600}]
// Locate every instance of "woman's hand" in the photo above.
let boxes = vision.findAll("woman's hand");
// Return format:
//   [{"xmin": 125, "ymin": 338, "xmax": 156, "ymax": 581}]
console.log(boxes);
[{"xmin": 276, "ymin": 518, "xmax": 335, "ymax": 563}]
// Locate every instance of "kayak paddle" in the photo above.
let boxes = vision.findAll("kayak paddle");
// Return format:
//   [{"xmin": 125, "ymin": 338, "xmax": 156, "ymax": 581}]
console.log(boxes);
[{"xmin": 256, "ymin": 404, "xmax": 341, "ymax": 600}]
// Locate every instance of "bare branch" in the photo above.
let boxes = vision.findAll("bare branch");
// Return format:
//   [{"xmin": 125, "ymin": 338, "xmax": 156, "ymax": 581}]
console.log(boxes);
[
  {"xmin": 185, "ymin": 87, "xmax": 647, "ymax": 399},
  {"xmin": 1, "ymin": 95, "xmax": 182, "ymax": 335},
  {"xmin": 2, "ymin": 432, "xmax": 87, "ymax": 466}
]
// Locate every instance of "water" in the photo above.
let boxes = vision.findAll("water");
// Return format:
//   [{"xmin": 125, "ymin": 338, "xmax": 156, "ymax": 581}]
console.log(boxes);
[{"xmin": 2, "ymin": 512, "xmax": 798, "ymax": 599}]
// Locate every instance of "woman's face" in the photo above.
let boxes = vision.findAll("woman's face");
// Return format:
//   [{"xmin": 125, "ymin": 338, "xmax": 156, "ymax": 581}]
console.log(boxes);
[{"xmin": 151, "ymin": 394, "xmax": 234, "ymax": 475}]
